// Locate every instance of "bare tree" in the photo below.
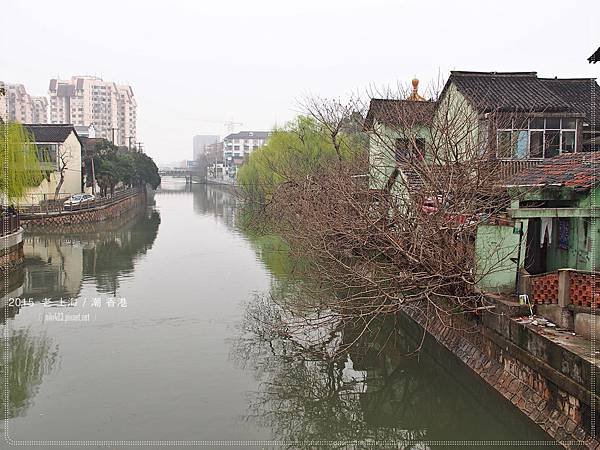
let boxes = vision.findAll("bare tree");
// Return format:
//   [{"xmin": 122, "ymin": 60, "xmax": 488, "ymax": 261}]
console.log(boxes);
[
  {"xmin": 53, "ymin": 146, "xmax": 70, "ymax": 200},
  {"xmin": 300, "ymin": 95, "xmax": 365, "ymax": 161},
  {"xmin": 239, "ymin": 82, "xmax": 531, "ymax": 345}
]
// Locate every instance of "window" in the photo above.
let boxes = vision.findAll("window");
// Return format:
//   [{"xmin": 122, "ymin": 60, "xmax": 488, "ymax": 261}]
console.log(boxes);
[
  {"xmin": 497, "ymin": 131, "xmax": 512, "ymax": 158},
  {"xmin": 562, "ymin": 131, "xmax": 576, "ymax": 152},
  {"xmin": 513, "ymin": 130, "xmax": 529, "ymax": 159},
  {"xmin": 496, "ymin": 116, "xmax": 577, "ymax": 159},
  {"xmin": 394, "ymin": 137, "xmax": 425, "ymax": 161},
  {"xmin": 36, "ymin": 144, "xmax": 58, "ymax": 169},
  {"xmin": 545, "ymin": 130, "xmax": 560, "ymax": 158},
  {"xmin": 530, "ymin": 118, "xmax": 544, "ymax": 129},
  {"xmin": 496, "ymin": 130, "xmax": 529, "ymax": 159}
]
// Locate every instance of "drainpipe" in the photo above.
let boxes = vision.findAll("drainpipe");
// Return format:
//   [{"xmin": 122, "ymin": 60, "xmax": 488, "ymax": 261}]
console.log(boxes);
[{"xmin": 514, "ymin": 220, "xmax": 524, "ymax": 298}]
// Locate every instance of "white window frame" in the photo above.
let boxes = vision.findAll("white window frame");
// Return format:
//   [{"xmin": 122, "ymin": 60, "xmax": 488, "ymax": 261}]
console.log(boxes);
[{"xmin": 496, "ymin": 117, "xmax": 577, "ymax": 160}]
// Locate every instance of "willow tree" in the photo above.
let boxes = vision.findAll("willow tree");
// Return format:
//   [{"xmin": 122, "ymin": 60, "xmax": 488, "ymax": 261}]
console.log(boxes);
[
  {"xmin": 0, "ymin": 122, "xmax": 44, "ymax": 204},
  {"xmin": 237, "ymin": 115, "xmax": 363, "ymax": 213}
]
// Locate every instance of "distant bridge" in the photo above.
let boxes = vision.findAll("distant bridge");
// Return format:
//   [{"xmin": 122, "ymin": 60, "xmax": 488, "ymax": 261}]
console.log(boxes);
[{"xmin": 159, "ymin": 169, "xmax": 203, "ymax": 184}]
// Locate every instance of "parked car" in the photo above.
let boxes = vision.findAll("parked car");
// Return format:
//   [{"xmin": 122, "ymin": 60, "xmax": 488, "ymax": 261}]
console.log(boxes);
[{"xmin": 64, "ymin": 194, "xmax": 96, "ymax": 209}]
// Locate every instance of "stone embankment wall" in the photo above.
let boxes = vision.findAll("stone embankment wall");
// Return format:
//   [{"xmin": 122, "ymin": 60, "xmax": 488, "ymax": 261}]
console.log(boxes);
[
  {"xmin": 0, "ymin": 229, "xmax": 24, "ymax": 274},
  {"xmin": 20, "ymin": 190, "xmax": 146, "ymax": 230},
  {"xmin": 402, "ymin": 298, "xmax": 599, "ymax": 449}
]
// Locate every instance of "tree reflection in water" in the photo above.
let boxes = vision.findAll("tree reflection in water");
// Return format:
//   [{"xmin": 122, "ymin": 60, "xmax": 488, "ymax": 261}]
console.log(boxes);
[
  {"xmin": 81, "ymin": 208, "xmax": 161, "ymax": 294},
  {"xmin": 192, "ymin": 183, "xmax": 237, "ymax": 229},
  {"xmin": 4, "ymin": 207, "xmax": 161, "ymax": 313},
  {"xmin": 232, "ymin": 286, "xmax": 559, "ymax": 449},
  {"xmin": 232, "ymin": 293, "xmax": 429, "ymax": 449},
  {"xmin": 0, "ymin": 328, "xmax": 59, "ymax": 419},
  {"xmin": 0, "ymin": 207, "xmax": 159, "ymax": 421}
]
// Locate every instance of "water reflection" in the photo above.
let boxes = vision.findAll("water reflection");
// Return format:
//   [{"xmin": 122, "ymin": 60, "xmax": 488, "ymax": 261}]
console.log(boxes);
[
  {"xmin": 0, "ymin": 267, "xmax": 26, "ymax": 323},
  {"xmin": 1, "ymin": 207, "xmax": 160, "ymax": 317},
  {"xmin": 1, "ymin": 206, "xmax": 160, "ymax": 423},
  {"xmin": 234, "ymin": 277, "xmax": 559, "ymax": 448},
  {"xmin": 158, "ymin": 178, "xmax": 237, "ymax": 229},
  {"xmin": 192, "ymin": 183, "xmax": 236, "ymax": 229},
  {"xmin": 0, "ymin": 328, "xmax": 59, "ymax": 419},
  {"xmin": 0, "ymin": 185, "xmax": 559, "ymax": 445}
]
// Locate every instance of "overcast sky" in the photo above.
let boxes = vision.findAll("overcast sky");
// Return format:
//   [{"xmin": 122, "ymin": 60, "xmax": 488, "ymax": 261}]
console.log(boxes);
[{"xmin": 2, "ymin": 0, "xmax": 599, "ymax": 164}]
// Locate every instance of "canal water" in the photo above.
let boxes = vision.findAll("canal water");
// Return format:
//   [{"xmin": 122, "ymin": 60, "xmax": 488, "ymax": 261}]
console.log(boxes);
[{"xmin": 1, "ymin": 180, "xmax": 559, "ymax": 449}]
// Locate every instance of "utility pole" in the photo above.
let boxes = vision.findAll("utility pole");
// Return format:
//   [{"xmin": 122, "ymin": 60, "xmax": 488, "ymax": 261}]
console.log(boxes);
[
  {"xmin": 90, "ymin": 153, "xmax": 96, "ymax": 195},
  {"xmin": 136, "ymin": 142, "xmax": 144, "ymax": 153},
  {"xmin": 110, "ymin": 127, "xmax": 117, "ymax": 145}
]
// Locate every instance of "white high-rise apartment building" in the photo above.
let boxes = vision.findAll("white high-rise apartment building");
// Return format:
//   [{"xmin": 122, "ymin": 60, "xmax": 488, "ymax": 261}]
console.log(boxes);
[
  {"xmin": 31, "ymin": 96, "xmax": 48, "ymax": 123},
  {"xmin": 117, "ymin": 85, "xmax": 137, "ymax": 148},
  {"xmin": 1, "ymin": 82, "xmax": 48, "ymax": 123},
  {"xmin": 48, "ymin": 76, "xmax": 136, "ymax": 147}
]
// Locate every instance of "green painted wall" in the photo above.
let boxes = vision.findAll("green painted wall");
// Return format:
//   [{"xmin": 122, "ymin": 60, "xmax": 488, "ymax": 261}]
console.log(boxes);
[
  {"xmin": 544, "ymin": 217, "xmax": 589, "ymax": 271},
  {"xmin": 432, "ymin": 83, "xmax": 482, "ymax": 160},
  {"xmin": 475, "ymin": 221, "xmax": 527, "ymax": 293},
  {"xmin": 368, "ymin": 121, "xmax": 430, "ymax": 197},
  {"xmin": 509, "ymin": 186, "xmax": 600, "ymax": 273},
  {"xmin": 368, "ymin": 83, "xmax": 483, "ymax": 196}
]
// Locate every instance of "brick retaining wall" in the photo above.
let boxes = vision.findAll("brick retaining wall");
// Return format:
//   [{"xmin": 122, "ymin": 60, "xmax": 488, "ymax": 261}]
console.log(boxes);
[
  {"xmin": 402, "ymin": 304, "xmax": 599, "ymax": 449},
  {"xmin": 0, "ymin": 240, "xmax": 24, "ymax": 274},
  {"xmin": 20, "ymin": 190, "xmax": 146, "ymax": 230}
]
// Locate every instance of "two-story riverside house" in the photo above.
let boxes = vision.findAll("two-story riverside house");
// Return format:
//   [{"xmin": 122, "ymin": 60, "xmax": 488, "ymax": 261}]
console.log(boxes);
[
  {"xmin": 365, "ymin": 78, "xmax": 436, "ymax": 196},
  {"xmin": 20, "ymin": 124, "xmax": 84, "ymax": 205},
  {"xmin": 366, "ymin": 72, "xmax": 600, "ymax": 197}
]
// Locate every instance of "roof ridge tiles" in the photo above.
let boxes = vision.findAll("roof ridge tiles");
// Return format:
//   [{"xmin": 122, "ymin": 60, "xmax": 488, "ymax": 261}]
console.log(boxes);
[{"xmin": 451, "ymin": 71, "xmax": 537, "ymax": 77}]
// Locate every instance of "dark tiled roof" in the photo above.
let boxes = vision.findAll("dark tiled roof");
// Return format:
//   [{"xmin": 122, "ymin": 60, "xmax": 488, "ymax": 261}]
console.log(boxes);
[
  {"xmin": 446, "ymin": 71, "xmax": 600, "ymax": 120},
  {"xmin": 589, "ymin": 47, "xmax": 600, "ymax": 64},
  {"xmin": 224, "ymin": 131, "xmax": 270, "ymax": 140},
  {"xmin": 542, "ymin": 78, "xmax": 600, "ymax": 121},
  {"xmin": 364, "ymin": 99, "xmax": 436, "ymax": 130},
  {"xmin": 448, "ymin": 72, "xmax": 571, "ymax": 113},
  {"xmin": 507, "ymin": 152, "xmax": 600, "ymax": 191},
  {"xmin": 24, "ymin": 124, "xmax": 78, "ymax": 144}
]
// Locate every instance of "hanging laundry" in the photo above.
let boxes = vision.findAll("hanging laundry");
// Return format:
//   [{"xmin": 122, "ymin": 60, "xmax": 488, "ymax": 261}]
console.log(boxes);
[
  {"xmin": 558, "ymin": 219, "xmax": 569, "ymax": 250},
  {"xmin": 540, "ymin": 217, "xmax": 553, "ymax": 247}
]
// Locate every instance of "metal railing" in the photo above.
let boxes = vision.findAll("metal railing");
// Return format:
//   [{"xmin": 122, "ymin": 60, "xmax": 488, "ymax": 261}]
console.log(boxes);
[
  {"xmin": 0, "ymin": 213, "xmax": 20, "ymax": 237},
  {"xmin": 17, "ymin": 187, "xmax": 143, "ymax": 216}
]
